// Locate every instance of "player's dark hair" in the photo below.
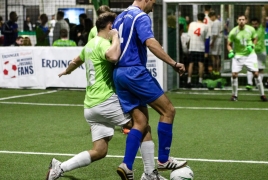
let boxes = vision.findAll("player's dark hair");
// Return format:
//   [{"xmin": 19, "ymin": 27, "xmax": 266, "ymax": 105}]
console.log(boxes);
[
  {"xmin": 79, "ymin": 13, "xmax": 87, "ymax": 19},
  {"xmin": 197, "ymin": 12, "xmax": 205, "ymax": 21},
  {"xmin": 96, "ymin": 12, "xmax": 117, "ymax": 32},
  {"xmin": 97, "ymin": 5, "xmax": 111, "ymax": 16},
  {"xmin": 208, "ymin": 11, "xmax": 216, "ymax": 17},
  {"xmin": 60, "ymin": 29, "xmax": 68, "ymax": 38},
  {"xmin": 40, "ymin": 14, "xmax": 47, "ymax": 20},
  {"xmin": 237, "ymin": 14, "xmax": 246, "ymax": 19},
  {"xmin": 251, "ymin": 17, "xmax": 260, "ymax": 23},
  {"xmin": 57, "ymin": 11, "xmax": 64, "ymax": 18}
]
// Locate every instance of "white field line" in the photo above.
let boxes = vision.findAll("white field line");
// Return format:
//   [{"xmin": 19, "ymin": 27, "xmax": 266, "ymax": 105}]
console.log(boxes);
[
  {"xmin": 0, "ymin": 90, "xmax": 58, "ymax": 101},
  {"xmin": 0, "ymin": 150, "xmax": 267, "ymax": 164},
  {"xmin": 0, "ymin": 101, "xmax": 268, "ymax": 111},
  {"xmin": 175, "ymin": 92, "xmax": 261, "ymax": 96}
]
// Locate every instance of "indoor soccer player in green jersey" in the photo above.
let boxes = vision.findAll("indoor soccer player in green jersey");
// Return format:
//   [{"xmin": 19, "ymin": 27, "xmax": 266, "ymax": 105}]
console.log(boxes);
[
  {"xmin": 227, "ymin": 14, "xmax": 267, "ymax": 102},
  {"xmin": 245, "ymin": 6, "xmax": 267, "ymax": 90},
  {"xmin": 46, "ymin": 12, "xmax": 167, "ymax": 180}
]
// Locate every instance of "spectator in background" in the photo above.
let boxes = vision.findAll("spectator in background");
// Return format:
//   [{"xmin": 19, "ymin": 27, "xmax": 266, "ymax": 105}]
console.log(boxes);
[
  {"xmin": 53, "ymin": 11, "xmax": 69, "ymax": 43},
  {"xmin": 48, "ymin": 14, "xmax": 56, "ymax": 46},
  {"xmin": 65, "ymin": 18, "xmax": 76, "ymax": 42},
  {"xmin": 2, "ymin": 11, "xmax": 18, "ymax": 46},
  {"xmin": 227, "ymin": 14, "xmax": 267, "ymax": 102},
  {"xmin": 11, "ymin": 36, "xmax": 23, "ymax": 46},
  {"xmin": 0, "ymin": 16, "xmax": 3, "ymax": 28},
  {"xmin": 209, "ymin": 11, "xmax": 222, "ymax": 76},
  {"xmin": 35, "ymin": 14, "xmax": 50, "ymax": 46},
  {"xmin": 77, "ymin": 18, "xmax": 93, "ymax": 46},
  {"xmin": 73, "ymin": 13, "xmax": 87, "ymax": 45},
  {"xmin": 53, "ymin": 29, "xmax": 76, "ymax": 47},
  {"xmin": 23, "ymin": 36, "xmax": 32, "ymax": 46},
  {"xmin": 187, "ymin": 12, "xmax": 209, "ymax": 88},
  {"xmin": 23, "ymin": 16, "xmax": 33, "ymax": 31},
  {"xmin": 35, "ymin": 15, "xmax": 41, "ymax": 27},
  {"xmin": 88, "ymin": 5, "xmax": 111, "ymax": 42}
]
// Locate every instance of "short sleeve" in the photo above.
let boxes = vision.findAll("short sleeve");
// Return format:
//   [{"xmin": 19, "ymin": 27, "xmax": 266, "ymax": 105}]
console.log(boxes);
[
  {"xmin": 79, "ymin": 47, "xmax": 85, "ymax": 62},
  {"xmin": 135, "ymin": 15, "xmax": 154, "ymax": 44}
]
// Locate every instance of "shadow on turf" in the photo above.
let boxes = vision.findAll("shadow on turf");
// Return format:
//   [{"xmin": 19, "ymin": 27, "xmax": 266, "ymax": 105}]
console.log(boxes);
[{"xmin": 62, "ymin": 175, "xmax": 81, "ymax": 180}]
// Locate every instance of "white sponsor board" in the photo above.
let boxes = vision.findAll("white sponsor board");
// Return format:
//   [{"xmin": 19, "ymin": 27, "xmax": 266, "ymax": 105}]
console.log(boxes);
[{"xmin": 0, "ymin": 47, "xmax": 163, "ymax": 89}]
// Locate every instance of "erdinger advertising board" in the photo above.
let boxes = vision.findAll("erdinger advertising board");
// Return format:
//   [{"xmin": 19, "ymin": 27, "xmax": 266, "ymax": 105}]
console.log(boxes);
[{"xmin": 0, "ymin": 47, "xmax": 163, "ymax": 89}]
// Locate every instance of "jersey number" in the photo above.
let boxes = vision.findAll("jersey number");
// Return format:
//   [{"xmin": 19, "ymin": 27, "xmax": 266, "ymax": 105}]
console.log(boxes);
[
  {"xmin": 118, "ymin": 23, "xmax": 124, "ymax": 43},
  {"xmin": 194, "ymin": 28, "xmax": 201, "ymax": 36}
]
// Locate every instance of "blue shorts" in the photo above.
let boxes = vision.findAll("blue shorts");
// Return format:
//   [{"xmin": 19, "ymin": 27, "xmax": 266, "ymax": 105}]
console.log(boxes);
[{"xmin": 113, "ymin": 66, "xmax": 164, "ymax": 113}]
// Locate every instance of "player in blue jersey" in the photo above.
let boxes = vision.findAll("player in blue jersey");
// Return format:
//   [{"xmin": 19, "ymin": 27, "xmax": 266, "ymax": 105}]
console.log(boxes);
[{"xmin": 113, "ymin": 1, "xmax": 187, "ymax": 179}]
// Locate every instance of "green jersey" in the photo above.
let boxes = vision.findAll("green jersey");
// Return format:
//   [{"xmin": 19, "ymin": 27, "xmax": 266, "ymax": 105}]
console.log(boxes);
[
  {"xmin": 88, "ymin": 26, "xmax": 98, "ymax": 42},
  {"xmin": 255, "ymin": 25, "xmax": 266, "ymax": 53},
  {"xmin": 80, "ymin": 36, "xmax": 115, "ymax": 108},
  {"xmin": 52, "ymin": 39, "xmax": 77, "ymax": 46},
  {"xmin": 228, "ymin": 25, "xmax": 257, "ymax": 56}
]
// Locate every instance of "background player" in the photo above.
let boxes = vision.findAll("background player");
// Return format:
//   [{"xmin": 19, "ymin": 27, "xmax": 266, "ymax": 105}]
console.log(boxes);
[{"xmin": 227, "ymin": 14, "xmax": 267, "ymax": 102}]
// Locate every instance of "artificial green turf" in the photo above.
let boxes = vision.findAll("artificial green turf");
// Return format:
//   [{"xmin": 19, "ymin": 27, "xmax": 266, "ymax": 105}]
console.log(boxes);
[{"xmin": 0, "ymin": 89, "xmax": 268, "ymax": 179}]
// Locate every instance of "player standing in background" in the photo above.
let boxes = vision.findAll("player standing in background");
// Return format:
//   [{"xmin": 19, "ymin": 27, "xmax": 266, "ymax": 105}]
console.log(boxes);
[
  {"xmin": 187, "ymin": 12, "xmax": 210, "ymax": 88},
  {"xmin": 88, "ymin": 5, "xmax": 112, "ymax": 42},
  {"xmin": 46, "ymin": 12, "xmax": 167, "ymax": 180},
  {"xmin": 227, "ymin": 14, "xmax": 267, "ymax": 102},
  {"xmin": 209, "ymin": 11, "xmax": 222, "ymax": 75},
  {"xmin": 245, "ymin": 6, "xmax": 267, "ymax": 90},
  {"xmin": 113, "ymin": 0, "xmax": 186, "ymax": 179}
]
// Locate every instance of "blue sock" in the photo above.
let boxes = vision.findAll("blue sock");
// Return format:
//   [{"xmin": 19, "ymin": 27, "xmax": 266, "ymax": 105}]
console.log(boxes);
[
  {"xmin": 158, "ymin": 122, "xmax": 173, "ymax": 163},
  {"xmin": 123, "ymin": 129, "xmax": 142, "ymax": 170}
]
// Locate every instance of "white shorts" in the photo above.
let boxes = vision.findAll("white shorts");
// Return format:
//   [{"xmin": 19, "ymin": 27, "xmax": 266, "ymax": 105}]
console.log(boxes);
[
  {"xmin": 232, "ymin": 53, "xmax": 258, "ymax": 73},
  {"xmin": 84, "ymin": 93, "xmax": 131, "ymax": 142},
  {"xmin": 210, "ymin": 39, "xmax": 222, "ymax": 55},
  {"xmin": 256, "ymin": 52, "xmax": 266, "ymax": 70}
]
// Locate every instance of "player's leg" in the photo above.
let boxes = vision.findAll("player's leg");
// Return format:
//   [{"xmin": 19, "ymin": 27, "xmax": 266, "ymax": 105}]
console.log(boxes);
[
  {"xmin": 246, "ymin": 70, "xmax": 254, "ymax": 90},
  {"xmin": 245, "ymin": 53, "xmax": 266, "ymax": 101},
  {"xmin": 230, "ymin": 57, "xmax": 243, "ymax": 101},
  {"xmin": 149, "ymin": 94, "xmax": 187, "ymax": 171},
  {"xmin": 187, "ymin": 52, "xmax": 194, "ymax": 87}
]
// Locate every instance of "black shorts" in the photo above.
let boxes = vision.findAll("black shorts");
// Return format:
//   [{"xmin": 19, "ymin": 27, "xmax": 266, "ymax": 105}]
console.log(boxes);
[{"xmin": 189, "ymin": 51, "xmax": 205, "ymax": 63}]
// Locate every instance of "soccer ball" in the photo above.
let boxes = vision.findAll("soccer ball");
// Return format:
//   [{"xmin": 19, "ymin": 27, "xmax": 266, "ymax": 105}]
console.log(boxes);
[
  {"xmin": 170, "ymin": 166, "xmax": 194, "ymax": 180},
  {"xmin": 2, "ymin": 60, "xmax": 17, "ymax": 78}
]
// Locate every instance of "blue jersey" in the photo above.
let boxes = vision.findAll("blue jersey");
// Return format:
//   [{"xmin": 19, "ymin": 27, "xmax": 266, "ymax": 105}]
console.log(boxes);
[{"xmin": 113, "ymin": 6, "xmax": 154, "ymax": 67}]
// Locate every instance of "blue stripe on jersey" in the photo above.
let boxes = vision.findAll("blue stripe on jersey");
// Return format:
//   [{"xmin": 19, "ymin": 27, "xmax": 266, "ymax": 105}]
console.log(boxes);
[{"xmin": 112, "ymin": 6, "xmax": 154, "ymax": 67}]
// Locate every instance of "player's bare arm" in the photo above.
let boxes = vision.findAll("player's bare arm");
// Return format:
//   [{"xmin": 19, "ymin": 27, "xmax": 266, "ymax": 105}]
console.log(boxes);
[
  {"xmin": 145, "ymin": 37, "xmax": 185, "ymax": 75},
  {"xmin": 58, "ymin": 56, "xmax": 84, "ymax": 77},
  {"xmin": 106, "ymin": 29, "xmax": 121, "ymax": 63}
]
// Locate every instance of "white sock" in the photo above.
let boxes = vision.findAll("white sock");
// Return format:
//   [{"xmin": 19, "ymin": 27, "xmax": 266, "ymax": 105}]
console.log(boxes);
[
  {"xmin": 199, "ymin": 77, "xmax": 203, "ymax": 83},
  {"xmin": 255, "ymin": 76, "xmax": 265, "ymax": 96},
  {"xmin": 187, "ymin": 77, "xmax": 191, "ymax": 83},
  {"xmin": 259, "ymin": 73, "xmax": 264, "ymax": 82},
  {"xmin": 61, "ymin": 151, "xmax": 91, "ymax": 172},
  {"xmin": 231, "ymin": 77, "xmax": 238, "ymax": 97},
  {"xmin": 247, "ymin": 71, "xmax": 253, "ymax": 85},
  {"xmin": 140, "ymin": 141, "xmax": 155, "ymax": 174}
]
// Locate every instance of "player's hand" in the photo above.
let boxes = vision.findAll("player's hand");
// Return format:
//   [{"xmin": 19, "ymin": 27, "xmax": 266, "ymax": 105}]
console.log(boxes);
[
  {"xmin": 246, "ymin": 45, "xmax": 254, "ymax": 53},
  {"xmin": 228, "ymin": 50, "xmax": 235, "ymax": 58},
  {"xmin": 108, "ymin": 29, "xmax": 119, "ymax": 40},
  {"xmin": 58, "ymin": 70, "xmax": 67, "ymax": 77},
  {"xmin": 173, "ymin": 62, "xmax": 185, "ymax": 76}
]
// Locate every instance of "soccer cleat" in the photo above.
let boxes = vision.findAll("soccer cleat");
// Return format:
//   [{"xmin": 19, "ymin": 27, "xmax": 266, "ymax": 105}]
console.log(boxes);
[
  {"xmin": 140, "ymin": 169, "xmax": 168, "ymax": 180},
  {"xmin": 260, "ymin": 95, "xmax": 267, "ymax": 102},
  {"xmin": 246, "ymin": 84, "xmax": 253, "ymax": 91},
  {"xmin": 157, "ymin": 157, "xmax": 187, "ymax": 171},
  {"xmin": 230, "ymin": 95, "xmax": 238, "ymax": 101},
  {"xmin": 121, "ymin": 127, "xmax": 130, "ymax": 134},
  {"xmin": 46, "ymin": 158, "xmax": 63, "ymax": 180},
  {"xmin": 117, "ymin": 163, "xmax": 134, "ymax": 180}
]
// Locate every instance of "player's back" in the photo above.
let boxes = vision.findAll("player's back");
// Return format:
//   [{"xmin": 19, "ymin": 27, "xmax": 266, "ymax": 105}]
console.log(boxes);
[
  {"xmin": 188, "ymin": 21, "xmax": 209, "ymax": 52},
  {"xmin": 113, "ymin": 6, "xmax": 152, "ymax": 67}
]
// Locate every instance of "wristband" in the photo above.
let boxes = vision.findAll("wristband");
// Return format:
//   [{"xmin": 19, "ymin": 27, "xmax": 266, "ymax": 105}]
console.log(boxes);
[{"xmin": 174, "ymin": 62, "xmax": 177, "ymax": 67}]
